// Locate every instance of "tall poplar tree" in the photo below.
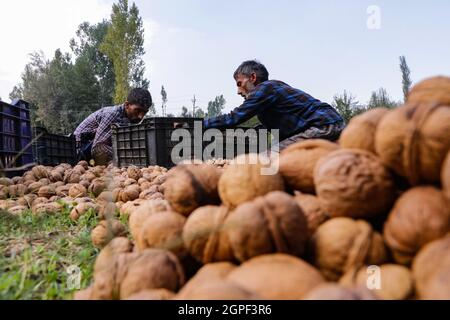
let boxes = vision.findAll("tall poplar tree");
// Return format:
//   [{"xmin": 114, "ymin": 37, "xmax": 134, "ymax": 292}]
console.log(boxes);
[{"xmin": 101, "ymin": 0, "xmax": 149, "ymax": 104}]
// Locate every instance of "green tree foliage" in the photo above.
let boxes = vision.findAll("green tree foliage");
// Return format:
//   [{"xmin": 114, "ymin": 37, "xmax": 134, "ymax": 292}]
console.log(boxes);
[
  {"xmin": 12, "ymin": 50, "xmax": 95, "ymax": 134},
  {"xmin": 178, "ymin": 105, "xmax": 205, "ymax": 118},
  {"xmin": 9, "ymin": 1, "xmax": 152, "ymax": 134},
  {"xmin": 70, "ymin": 21, "xmax": 115, "ymax": 107},
  {"xmin": 399, "ymin": 55, "xmax": 412, "ymax": 102},
  {"xmin": 8, "ymin": 86, "xmax": 22, "ymax": 101},
  {"xmin": 40, "ymin": 49, "xmax": 75, "ymax": 132},
  {"xmin": 206, "ymin": 95, "xmax": 226, "ymax": 118},
  {"xmin": 11, "ymin": 51, "xmax": 50, "ymax": 127},
  {"xmin": 194, "ymin": 108, "xmax": 205, "ymax": 118},
  {"xmin": 10, "ymin": 49, "xmax": 108, "ymax": 134},
  {"xmin": 368, "ymin": 87, "xmax": 400, "ymax": 109},
  {"xmin": 180, "ymin": 106, "xmax": 190, "ymax": 117},
  {"xmin": 100, "ymin": 0, "xmax": 149, "ymax": 104},
  {"xmin": 332, "ymin": 90, "xmax": 363, "ymax": 123}
]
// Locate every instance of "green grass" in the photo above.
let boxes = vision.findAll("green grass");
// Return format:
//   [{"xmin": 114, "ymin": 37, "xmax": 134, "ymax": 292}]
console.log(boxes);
[{"xmin": 0, "ymin": 205, "xmax": 100, "ymax": 300}]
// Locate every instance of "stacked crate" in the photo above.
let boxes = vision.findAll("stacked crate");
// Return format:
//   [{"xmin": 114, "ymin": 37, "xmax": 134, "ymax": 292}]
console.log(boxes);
[
  {"xmin": 0, "ymin": 99, "xmax": 78, "ymax": 176},
  {"xmin": 0, "ymin": 99, "xmax": 33, "ymax": 170}
]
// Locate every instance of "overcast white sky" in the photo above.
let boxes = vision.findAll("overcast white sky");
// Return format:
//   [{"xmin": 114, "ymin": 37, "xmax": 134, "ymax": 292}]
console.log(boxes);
[{"xmin": 1, "ymin": 0, "xmax": 450, "ymax": 115}]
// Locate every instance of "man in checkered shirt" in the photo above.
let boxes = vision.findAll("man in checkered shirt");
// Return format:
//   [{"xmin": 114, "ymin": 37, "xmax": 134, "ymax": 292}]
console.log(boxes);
[
  {"xmin": 203, "ymin": 60, "xmax": 345, "ymax": 151},
  {"xmin": 73, "ymin": 88, "xmax": 152, "ymax": 165}
]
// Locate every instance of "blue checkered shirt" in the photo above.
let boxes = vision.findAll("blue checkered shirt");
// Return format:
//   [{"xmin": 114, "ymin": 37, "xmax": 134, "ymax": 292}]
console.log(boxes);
[{"xmin": 203, "ymin": 80, "xmax": 344, "ymax": 140}]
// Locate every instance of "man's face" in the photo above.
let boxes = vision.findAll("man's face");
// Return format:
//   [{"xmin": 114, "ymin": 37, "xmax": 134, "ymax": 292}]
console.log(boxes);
[
  {"xmin": 125, "ymin": 103, "xmax": 148, "ymax": 123},
  {"xmin": 235, "ymin": 73, "xmax": 257, "ymax": 99}
]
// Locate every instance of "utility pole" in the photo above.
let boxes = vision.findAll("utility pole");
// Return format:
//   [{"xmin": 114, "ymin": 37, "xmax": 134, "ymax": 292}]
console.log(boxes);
[
  {"xmin": 191, "ymin": 95, "xmax": 196, "ymax": 117},
  {"xmin": 161, "ymin": 86, "xmax": 167, "ymax": 117}
]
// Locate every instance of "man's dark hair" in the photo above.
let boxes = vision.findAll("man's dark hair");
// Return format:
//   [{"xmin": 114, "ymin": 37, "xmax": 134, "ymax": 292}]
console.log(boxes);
[
  {"xmin": 233, "ymin": 60, "xmax": 269, "ymax": 84},
  {"xmin": 127, "ymin": 88, "xmax": 152, "ymax": 109}
]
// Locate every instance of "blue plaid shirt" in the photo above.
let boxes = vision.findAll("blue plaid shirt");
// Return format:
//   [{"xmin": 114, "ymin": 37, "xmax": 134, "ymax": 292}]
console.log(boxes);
[{"xmin": 203, "ymin": 80, "xmax": 344, "ymax": 140}]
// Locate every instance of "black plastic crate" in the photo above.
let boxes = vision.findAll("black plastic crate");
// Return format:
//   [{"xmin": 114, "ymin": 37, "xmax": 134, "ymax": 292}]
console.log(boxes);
[
  {"xmin": 112, "ymin": 118, "xmax": 274, "ymax": 168},
  {"xmin": 203, "ymin": 127, "xmax": 271, "ymax": 160},
  {"xmin": 32, "ymin": 127, "xmax": 77, "ymax": 166},
  {"xmin": 112, "ymin": 117, "xmax": 203, "ymax": 168},
  {"xmin": 0, "ymin": 100, "xmax": 33, "ymax": 169},
  {"xmin": 112, "ymin": 122, "xmax": 148, "ymax": 167}
]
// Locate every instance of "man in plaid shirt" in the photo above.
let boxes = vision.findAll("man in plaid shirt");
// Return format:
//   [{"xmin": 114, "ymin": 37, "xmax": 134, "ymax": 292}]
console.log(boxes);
[
  {"xmin": 73, "ymin": 88, "xmax": 152, "ymax": 165},
  {"xmin": 203, "ymin": 60, "xmax": 344, "ymax": 151}
]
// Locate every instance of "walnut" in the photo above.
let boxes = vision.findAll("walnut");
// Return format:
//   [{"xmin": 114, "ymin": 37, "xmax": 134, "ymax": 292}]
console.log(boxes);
[
  {"xmin": 77, "ymin": 160, "xmax": 89, "ymax": 169},
  {"xmin": 17, "ymin": 194, "xmax": 37, "ymax": 207},
  {"xmin": 227, "ymin": 254, "xmax": 325, "ymax": 300},
  {"xmin": 0, "ymin": 177, "xmax": 13, "ymax": 186},
  {"xmin": 32, "ymin": 202, "xmax": 63, "ymax": 216},
  {"xmin": 127, "ymin": 166, "xmax": 142, "ymax": 181},
  {"xmin": 182, "ymin": 206, "xmax": 235, "ymax": 264},
  {"xmin": 136, "ymin": 211, "xmax": 187, "ymax": 259},
  {"xmin": 225, "ymin": 191, "xmax": 308, "ymax": 262},
  {"xmin": 0, "ymin": 185, "xmax": 9, "ymax": 199},
  {"xmin": 294, "ymin": 192, "xmax": 330, "ymax": 237},
  {"xmin": 91, "ymin": 219, "xmax": 127, "ymax": 248},
  {"xmin": 70, "ymin": 202, "xmax": 99, "ymax": 221},
  {"xmin": 442, "ymin": 151, "xmax": 450, "ymax": 201},
  {"xmin": 119, "ymin": 184, "xmax": 141, "ymax": 202},
  {"xmin": 128, "ymin": 200, "xmax": 172, "ymax": 240},
  {"xmin": 118, "ymin": 249, "xmax": 185, "ymax": 299},
  {"xmin": 163, "ymin": 164, "xmax": 222, "ymax": 216},
  {"xmin": 79, "ymin": 180, "xmax": 90, "ymax": 189},
  {"xmin": 32, "ymin": 165, "xmax": 50, "ymax": 180},
  {"xmin": 279, "ymin": 139, "xmax": 339, "ymax": 193},
  {"xmin": 218, "ymin": 154, "xmax": 284, "ymax": 208},
  {"xmin": 73, "ymin": 165, "xmax": 86, "ymax": 175},
  {"xmin": 28, "ymin": 181, "xmax": 44, "ymax": 194},
  {"xmin": 88, "ymin": 178, "xmax": 109, "ymax": 197},
  {"xmin": 0, "ymin": 199, "xmax": 17, "ymax": 210},
  {"xmin": 7, "ymin": 205, "xmax": 28, "ymax": 215},
  {"xmin": 97, "ymin": 190, "xmax": 119, "ymax": 203},
  {"xmin": 383, "ymin": 187, "xmax": 450, "ymax": 265},
  {"xmin": 376, "ymin": 83, "xmax": 450, "ymax": 185},
  {"xmin": 64, "ymin": 169, "xmax": 81, "ymax": 184},
  {"xmin": 412, "ymin": 235, "xmax": 450, "ymax": 300},
  {"xmin": 37, "ymin": 185, "xmax": 56, "ymax": 198},
  {"xmin": 68, "ymin": 184, "xmax": 87, "ymax": 198},
  {"xmin": 49, "ymin": 171, "xmax": 65, "ymax": 183},
  {"xmin": 55, "ymin": 185, "xmax": 71, "ymax": 197},
  {"xmin": 339, "ymin": 108, "xmax": 389, "ymax": 153},
  {"xmin": 176, "ymin": 262, "xmax": 237, "ymax": 299},
  {"xmin": 98, "ymin": 202, "xmax": 119, "ymax": 220},
  {"xmin": 314, "ymin": 149, "xmax": 396, "ymax": 219},
  {"xmin": 342, "ymin": 264, "xmax": 414, "ymax": 300},
  {"xmin": 309, "ymin": 217, "xmax": 388, "ymax": 281}
]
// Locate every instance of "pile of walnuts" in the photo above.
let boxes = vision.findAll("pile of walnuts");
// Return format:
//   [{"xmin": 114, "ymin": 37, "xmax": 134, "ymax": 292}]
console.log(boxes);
[
  {"xmin": 0, "ymin": 162, "xmax": 169, "ymax": 249},
  {"xmin": 6, "ymin": 77, "xmax": 450, "ymax": 300},
  {"xmin": 75, "ymin": 77, "xmax": 449, "ymax": 300}
]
